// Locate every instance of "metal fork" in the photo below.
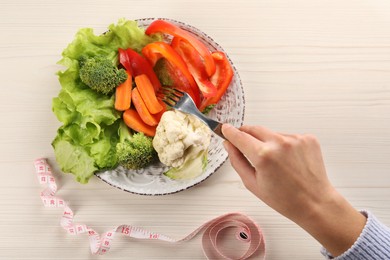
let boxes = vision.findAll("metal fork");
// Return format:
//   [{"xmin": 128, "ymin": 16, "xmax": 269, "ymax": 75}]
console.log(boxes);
[{"xmin": 161, "ymin": 88, "xmax": 225, "ymax": 139}]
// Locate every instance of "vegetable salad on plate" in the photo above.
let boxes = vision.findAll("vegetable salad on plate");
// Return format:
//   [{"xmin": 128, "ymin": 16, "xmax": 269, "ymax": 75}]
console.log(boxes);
[{"xmin": 52, "ymin": 19, "xmax": 233, "ymax": 184}]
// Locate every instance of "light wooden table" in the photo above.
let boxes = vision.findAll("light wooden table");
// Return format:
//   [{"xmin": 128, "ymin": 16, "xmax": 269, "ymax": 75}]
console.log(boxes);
[{"xmin": 1, "ymin": 0, "xmax": 390, "ymax": 259}]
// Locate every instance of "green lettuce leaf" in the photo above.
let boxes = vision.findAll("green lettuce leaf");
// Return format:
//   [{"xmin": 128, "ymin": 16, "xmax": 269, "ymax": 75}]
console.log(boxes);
[
  {"xmin": 52, "ymin": 19, "xmax": 160, "ymax": 183},
  {"xmin": 88, "ymin": 121, "xmax": 120, "ymax": 169},
  {"xmin": 52, "ymin": 137, "xmax": 98, "ymax": 184}
]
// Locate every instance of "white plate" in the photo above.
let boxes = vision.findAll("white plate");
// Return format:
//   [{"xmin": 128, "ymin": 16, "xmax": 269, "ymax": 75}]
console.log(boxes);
[{"xmin": 95, "ymin": 18, "xmax": 245, "ymax": 195}]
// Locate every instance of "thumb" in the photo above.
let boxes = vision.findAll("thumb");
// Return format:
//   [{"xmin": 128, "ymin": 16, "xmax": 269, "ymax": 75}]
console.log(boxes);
[{"xmin": 223, "ymin": 140, "xmax": 257, "ymax": 192}]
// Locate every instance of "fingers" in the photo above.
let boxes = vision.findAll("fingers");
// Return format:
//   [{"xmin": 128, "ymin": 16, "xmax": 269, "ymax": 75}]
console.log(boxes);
[
  {"xmin": 222, "ymin": 124, "xmax": 265, "ymax": 163},
  {"xmin": 223, "ymin": 141, "xmax": 257, "ymax": 191},
  {"xmin": 239, "ymin": 125, "xmax": 281, "ymax": 142}
]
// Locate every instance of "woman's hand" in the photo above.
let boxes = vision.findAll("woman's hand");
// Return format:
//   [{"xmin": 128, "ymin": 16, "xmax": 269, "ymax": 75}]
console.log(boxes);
[{"xmin": 222, "ymin": 124, "xmax": 366, "ymax": 257}]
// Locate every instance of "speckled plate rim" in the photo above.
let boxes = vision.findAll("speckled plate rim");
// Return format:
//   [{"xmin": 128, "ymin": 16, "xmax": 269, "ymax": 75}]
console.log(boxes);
[{"xmin": 95, "ymin": 17, "xmax": 245, "ymax": 196}]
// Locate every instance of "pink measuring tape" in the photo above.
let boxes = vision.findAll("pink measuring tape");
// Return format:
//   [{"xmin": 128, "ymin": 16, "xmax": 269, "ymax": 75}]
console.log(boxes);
[{"xmin": 34, "ymin": 158, "xmax": 266, "ymax": 259}]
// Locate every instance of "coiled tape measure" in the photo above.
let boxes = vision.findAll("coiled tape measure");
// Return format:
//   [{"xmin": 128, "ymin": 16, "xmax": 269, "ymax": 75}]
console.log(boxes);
[{"xmin": 34, "ymin": 158, "xmax": 265, "ymax": 259}]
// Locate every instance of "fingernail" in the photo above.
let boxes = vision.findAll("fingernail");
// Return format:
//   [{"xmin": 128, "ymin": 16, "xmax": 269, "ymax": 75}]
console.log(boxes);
[{"xmin": 222, "ymin": 124, "xmax": 233, "ymax": 136}]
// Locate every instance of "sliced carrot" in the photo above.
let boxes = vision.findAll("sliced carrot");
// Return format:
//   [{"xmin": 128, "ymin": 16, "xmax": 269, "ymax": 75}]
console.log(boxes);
[
  {"xmin": 134, "ymin": 74, "xmax": 163, "ymax": 114},
  {"xmin": 115, "ymin": 71, "xmax": 132, "ymax": 111},
  {"xmin": 123, "ymin": 108, "xmax": 156, "ymax": 137},
  {"xmin": 153, "ymin": 99, "xmax": 167, "ymax": 122},
  {"xmin": 132, "ymin": 87, "xmax": 159, "ymax": 126}
]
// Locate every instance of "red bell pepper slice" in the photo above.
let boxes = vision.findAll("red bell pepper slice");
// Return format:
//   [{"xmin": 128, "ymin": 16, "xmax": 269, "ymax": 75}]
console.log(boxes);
[
  {"xmin": 118, "ymin": 48, "xmax": 161, "ymax": 92},
  {"xmin": 171, "ymin": 37, "xmax": 217, "ymax": 98},
  {"xmin": 199, "ymin": 51, "xmax": 234, "ymax": 111},
  {"xmin": 118, "ymin": 48, "xmax": 134, "ymax": 75},
  {"xmin": 141, "ymin": 42, "xmax": 201, "ymax": 107},
  {"xmin": 145, "ymin": 20, "xmax": 216, "ymax": 77}
]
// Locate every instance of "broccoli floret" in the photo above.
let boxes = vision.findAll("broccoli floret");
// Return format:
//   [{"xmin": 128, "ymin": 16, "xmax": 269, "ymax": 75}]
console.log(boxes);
[
  {"xmin": 116, "ymin": 122, "xmax": 157, "ymax": 170},
  {"xmin": 79, "ymin": 55, "xmax": 127, "ymax": 95}
]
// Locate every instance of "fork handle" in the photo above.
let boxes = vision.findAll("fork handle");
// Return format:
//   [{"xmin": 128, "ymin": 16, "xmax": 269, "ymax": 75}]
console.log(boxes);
[{"xmin": 212, "ymin": 123, "xmax": 225, "ymax": 139}]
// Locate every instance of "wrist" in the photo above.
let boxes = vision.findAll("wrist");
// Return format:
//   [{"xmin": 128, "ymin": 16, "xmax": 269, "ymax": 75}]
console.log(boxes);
[{"xmin": 296, "ymin": 188, "xmax": 367, "ymax": 257}]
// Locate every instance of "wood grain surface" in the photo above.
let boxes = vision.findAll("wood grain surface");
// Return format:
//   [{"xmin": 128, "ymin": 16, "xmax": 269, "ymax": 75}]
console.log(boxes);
[{"xmin": 1, "ymin": 0, "xmax": 390, "ymax": 259}]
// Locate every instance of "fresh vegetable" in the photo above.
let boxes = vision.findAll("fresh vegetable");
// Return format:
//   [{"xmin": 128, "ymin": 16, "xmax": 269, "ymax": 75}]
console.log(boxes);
[
  {"xmin": 164, "ymin": 150, "xmax": 208, "ymax": 180},
  {"xmin": 153, "ymin": 59, "xmax": 175, "ymax": 86},
  {"xmin": 132, "ymin": 87, "xmax": 159, "ymax": 126},
  {"xmin": 79, "ymin": 55, "xmax": 128, "ymax": 95},
  {"xmin": 171, "ymin": 37, "xmax": 217, "ymax": 98},
  {"xmin": 118, "ymin": 48, "xmax": 161, "ymax": 91},
  {"xmin": 52, "ymin": 138, "xmax": 98, "ymax": 184},
  {"xmin": 200, "ymin": 51, "xmax": 234, "ymax": 111},
  {"xmin": 52, "ymin": 86, "xmax": 121, "ymax": 183},
  {"xmin": 52, "ymin": 18, "xmax": 234, "ymax": 184},
  {"xmin": 201, "ymin": 104, "xmax": 216, "ymax": 115},
  {"xmin": 52, "ymin": 19, "xmax": 159, "ymax": 183},
  {"xmin": 142, "ymin": 42, "xmax": 201, "ymax": 107},
  {"xmin": 114, "ymin": 70, "xmax": 132, "ymax": 111},
  {"xmin": 123, "ymin": 108, "xmax": 157, "ymax": 137},
  {"xmin": 134, "ymin": 74, "xmax": 163, "ymax": 114},
  {"xmin": 116, "ymin": 122, "xmax": 157, "ymax": 170},
  {"xmin": 152, "ymin": 110, "xmax": 211, "ymax": 168},
  {"xmin": 153, "ymin": 99, "xmax": 167, "ymax": 122},
  {"xmin": 145, "ymin": 19, "xmax": 216, "ymax": 76}
]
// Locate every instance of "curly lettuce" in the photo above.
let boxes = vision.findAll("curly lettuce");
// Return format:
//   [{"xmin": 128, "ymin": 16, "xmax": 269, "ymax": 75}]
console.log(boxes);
[{"xmin": 52, "ymin": 19, "xmax": 160, "ymax": 183}]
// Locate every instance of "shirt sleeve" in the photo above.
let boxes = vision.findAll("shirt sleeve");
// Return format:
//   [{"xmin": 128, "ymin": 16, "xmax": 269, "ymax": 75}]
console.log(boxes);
[{"xmin": 321, "ymin": 211, "xmax": 390, "ymax": 259}]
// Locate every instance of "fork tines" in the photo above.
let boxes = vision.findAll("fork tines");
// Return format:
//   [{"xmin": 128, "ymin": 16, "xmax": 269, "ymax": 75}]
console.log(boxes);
[{"xmin": 160, "ymin": 88, "xmax": 185, "ymax": 107}]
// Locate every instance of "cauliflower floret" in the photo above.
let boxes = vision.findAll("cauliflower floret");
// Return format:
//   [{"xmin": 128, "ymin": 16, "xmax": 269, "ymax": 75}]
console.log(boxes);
[{"xmin": 153, "ymin": 110, "xmax": 211, "ymax": 168}]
